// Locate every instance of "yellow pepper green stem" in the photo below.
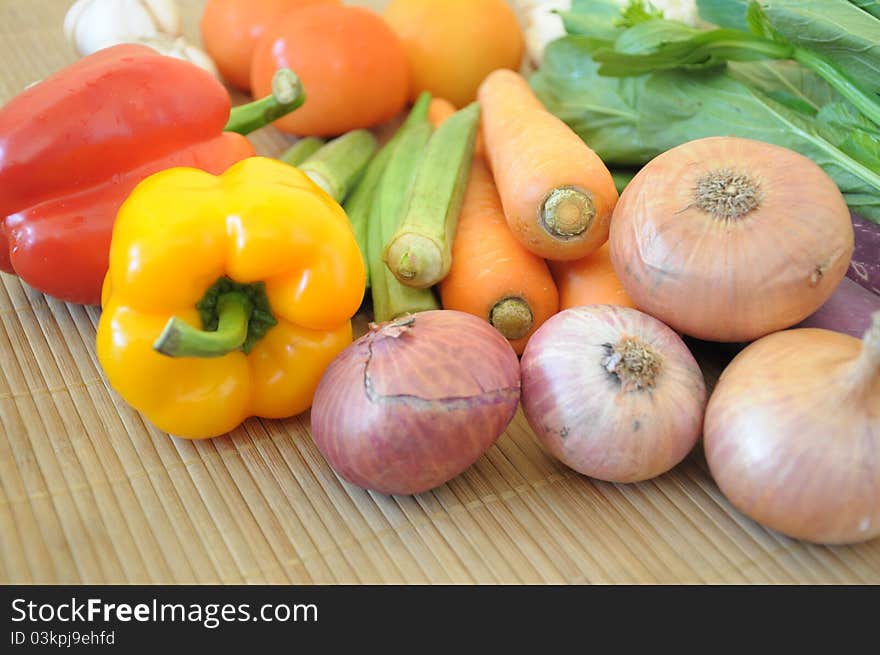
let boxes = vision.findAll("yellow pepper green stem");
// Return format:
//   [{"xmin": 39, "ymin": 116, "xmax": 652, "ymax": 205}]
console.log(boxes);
[
  {"xmin": 153, "ymin": 277, "xmax": 278, "ymax": 357},
  {"xmin": 154, "ymin": 292, "xmax": 253, "ymax": 358},
  {"xmin": 224, "ymin": 68, "xmax": 305, "ymax": 135}
]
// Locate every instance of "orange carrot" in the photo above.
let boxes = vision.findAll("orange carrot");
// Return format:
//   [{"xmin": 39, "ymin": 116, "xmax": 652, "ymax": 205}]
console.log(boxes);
[
  {"xmin": 477, "ymin": 69, "xmax": 618, "ymax": 261},
  {"xmin": 428, "ymin": 96, "xmax": 456, "ymax": 127},
  {"xmin": 440, "ymin": 158, "xmax": 559, "ymax": 354},
  {"xmin": 428, "ymin": 96, "xmax": 484, "ymax": 157},
  {"xmin": 548, "ymin": 243, "xmax": 636, "ymax": 311}
]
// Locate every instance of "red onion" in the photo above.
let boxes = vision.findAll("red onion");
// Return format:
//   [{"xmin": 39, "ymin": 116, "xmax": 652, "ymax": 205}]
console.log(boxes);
[
  {"xmin": 520, "ymin": 305, "xmax": 707, "ymax": 483},
  {"xmin": 310, "ymin": 310, "xmax": 521, "ymax": 495}
]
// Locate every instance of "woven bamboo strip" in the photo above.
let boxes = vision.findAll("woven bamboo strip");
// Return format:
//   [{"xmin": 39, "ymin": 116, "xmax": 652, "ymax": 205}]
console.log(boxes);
[{"xmin": 0, "ymin": 0, "xmax": 878, "ymax": 585}]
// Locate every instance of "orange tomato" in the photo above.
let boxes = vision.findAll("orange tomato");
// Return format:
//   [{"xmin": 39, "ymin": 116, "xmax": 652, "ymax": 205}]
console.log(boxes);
[
  {"xmin": 200, "ymin": 0, "xmax": 339, "ymax": 91},
  {"xmin": 384, "ymin": 0, "xmax": 524, "ymax": 108},
  {"xmin": 250, "ymin": 4, "xmax": 409, "ymax": 136}
]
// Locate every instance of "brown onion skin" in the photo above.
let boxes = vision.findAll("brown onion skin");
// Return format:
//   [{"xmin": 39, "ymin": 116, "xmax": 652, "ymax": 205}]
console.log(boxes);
[
  {"xmin": 520, "ymin": 305, "xmax": 707, "ymax": 483},
  {"xmin": 310, "ymin": 310, "xmax": 521, "ymax": 495},
  {"xmin": 704, "ymin": 328, "xmax": 880, "ymax": 545},
  {"xmin": 610, "ymin": 137, "xmax": 854, "ymax": 342}
]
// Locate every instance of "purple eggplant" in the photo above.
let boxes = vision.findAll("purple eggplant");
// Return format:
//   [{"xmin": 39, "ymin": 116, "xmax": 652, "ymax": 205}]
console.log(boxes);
[
  {"xmin": 798, "ymin": 276, "xmax": 880, "ymax": 338},
  {"xmin": 848, "ymin": 212, "xmax": 879, "ymax": 296}
]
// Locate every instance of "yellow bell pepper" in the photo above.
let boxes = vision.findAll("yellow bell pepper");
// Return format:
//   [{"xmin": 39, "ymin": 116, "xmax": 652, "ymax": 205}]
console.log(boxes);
[{"xmin": 96, "ymin": 157, "xmax": 366, "ymax": 439}]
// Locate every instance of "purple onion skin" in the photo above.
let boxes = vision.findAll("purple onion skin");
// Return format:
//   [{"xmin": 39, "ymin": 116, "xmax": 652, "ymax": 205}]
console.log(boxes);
[
  {"xmin": 520, "ymin": 305, "xmax": 706, "ymax": 483},
  {"xmin": 310, "ymin": 310, "xmax": 521, "ymax": 496},
  {"xmin": 797, "ymin": 276, "xmax": 880, "ymax": 338},
  {"xmin": 849, "ymin": 212, "xmax": 879, "ymax": 296}
]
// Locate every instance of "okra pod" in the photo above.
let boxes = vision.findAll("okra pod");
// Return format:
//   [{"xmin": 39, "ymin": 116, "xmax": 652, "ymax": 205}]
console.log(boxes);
[
  {"xmin": 344, "ymin": 147, "xmax": 389, "ymax": 290},
  {"xmin": 344, "ymin": 93, "xmax": 433, "ymax": 289},
  {"xmin": 279, "ymin": 137, "xmax": 325, "ymax": 167},
  {"xmin": 370, "ymin": 184, "xmax": 440, "ymax": 324},
  {"xmin": 369, "ymin": 114, "xmax": 439, "ymax": 322},
  {"xmin": 300, "ymin": 129, "xmax": 378, "ymax": 203},
  {"xmin": 383, "ymin": 102, "xmax": 481, "ymax": 288}
]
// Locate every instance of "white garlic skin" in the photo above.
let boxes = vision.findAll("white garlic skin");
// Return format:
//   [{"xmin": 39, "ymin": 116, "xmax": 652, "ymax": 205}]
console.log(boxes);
[
  {"xmin": 63, "ymin": 0, "xmax": 182, "ymax": 56},
  {"xmin": 135, "ymin": 34, "xmax": 220, "ymax": 79}
]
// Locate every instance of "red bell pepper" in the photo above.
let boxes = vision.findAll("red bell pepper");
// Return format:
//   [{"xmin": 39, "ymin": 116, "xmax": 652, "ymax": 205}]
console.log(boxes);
[{"xmin": 0, "ymin": 44, "xmax": 304, "ymax": 305}]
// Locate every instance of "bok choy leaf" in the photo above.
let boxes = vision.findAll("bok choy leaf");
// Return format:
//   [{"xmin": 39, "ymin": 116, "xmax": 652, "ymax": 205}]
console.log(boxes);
[{"xmin": 697, "ymin": 0, "xmax": 880, "ymax": 95}]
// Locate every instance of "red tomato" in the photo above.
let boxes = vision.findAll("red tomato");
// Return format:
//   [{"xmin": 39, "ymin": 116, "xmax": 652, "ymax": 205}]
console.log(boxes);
[
  {"xmin": 250, "ymin": 4, "xmax": 410, "ymax": 136},
  {"xmin": 200, "ymin": 0, "xmax": 339, "ymax": 91}
]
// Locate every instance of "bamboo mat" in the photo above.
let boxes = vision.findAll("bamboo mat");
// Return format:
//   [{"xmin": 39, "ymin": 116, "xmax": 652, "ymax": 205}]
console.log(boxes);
[{"xmin": 1, "ymin": 0, "xmax": 879, "ymax": 585}]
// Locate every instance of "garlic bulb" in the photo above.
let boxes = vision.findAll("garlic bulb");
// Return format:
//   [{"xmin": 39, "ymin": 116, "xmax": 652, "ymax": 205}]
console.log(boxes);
[
  {"xmin": 64, "ymin": 0, "xmax": 219, "ymax": 78},
  {"xmin": 135, "ymin": 35, "xmax": 220, "ymax": 78},
  {"xmin": 63, "ymin": 0, "xmax": 182, "ymax": 56},
  {"xmin": 513, "ymin": 0, "xmax": 570, "ymax": 68}
]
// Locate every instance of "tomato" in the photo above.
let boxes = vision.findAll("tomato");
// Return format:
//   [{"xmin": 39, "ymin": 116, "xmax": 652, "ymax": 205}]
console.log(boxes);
[
  {"xmin": 200, "ymin": 0, "xmax": 339, "ymax": 91},
  {"xmin": 250, "ymin": 4, "xmax": 409, "ymax": 136}
]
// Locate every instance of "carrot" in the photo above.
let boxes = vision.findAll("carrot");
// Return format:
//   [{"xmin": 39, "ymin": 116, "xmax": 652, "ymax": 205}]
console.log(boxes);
[
  {"xmin": 477, "ymin": 69, "xmax": 618, "ymax": 261},
  {"xmin": 439, "ymin": 158, "xmax": 558, "ymax": 355},
  {"xmin": 428, "ymin": 97, "xmax": 484, "ymax": 157},
  {"xmin": 428, "ymin": 97, "xmax": 456, "ymax": 127},
  {"xmin": 548, "ymin": 243, "xmax": 636, "ymax": 311}
]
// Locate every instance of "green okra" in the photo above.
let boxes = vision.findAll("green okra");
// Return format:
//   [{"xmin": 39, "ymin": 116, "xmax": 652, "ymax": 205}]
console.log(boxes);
[
  {"xmin": 368, "ymin": 106, "xmax": 439, "ymax": 322},
  {"xmin": 383, "ymin": 101, "xmax": 480, "ymax": 289},
  {"xmin": 300, "ymin": 129, "xmax": 378, "ymax": 203},
  {"xmin": 279, "ymin": 137, "xmax": 325, "ymax": 167},
  {"xmin": 344, "ymin": 93, "xmax": 433, "ymax": 290},
  {"xmin": 343, "ymin": 148, "xmax": 388, "ymax": 290},
  {"xmin": 377, "ymin": 122, "xmax": 432, "ymax": 243},
  {"xmin": 370, "ymin": 182, "xmax": 440, "ymax": 324},
  {"xmin": 343, "ymin": 93, "xmax": 431, "ymax": 288}
]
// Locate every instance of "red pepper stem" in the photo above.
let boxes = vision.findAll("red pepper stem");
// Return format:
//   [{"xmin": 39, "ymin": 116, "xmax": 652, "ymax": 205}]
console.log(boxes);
[
  {"xmin": 224, "ymin": 68, "xmax": 305, "ymax": 135},
  {"xmin": 153, "ymin": 292, "xmax": 253, "ymax": 358}
]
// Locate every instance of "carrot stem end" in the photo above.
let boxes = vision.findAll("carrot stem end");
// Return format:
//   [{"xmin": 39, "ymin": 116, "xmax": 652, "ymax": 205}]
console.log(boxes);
[
  {"xmin": 489, "ymin": 296, "xmax": 534, "ymax": 341},
  {"xmin": 540, "ymin": 187, "xmax": 595, "ymax": 239}
]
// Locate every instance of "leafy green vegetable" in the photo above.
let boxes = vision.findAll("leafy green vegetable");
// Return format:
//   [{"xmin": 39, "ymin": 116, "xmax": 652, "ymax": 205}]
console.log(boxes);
[
  {"xmin": 559, "ymin": 0, "xmax": 628, "ymax": 39},
  {"xmin": 531, "ymin": 38, "xmax": 662, "ymax": 165},
  {"xmin": 613, "ymin": 20, "xmax": 715, "ymax": 56},
  {"xmin": 727, "ymin": 61, "xmax": 834, "ymax": 114},
  {"xmin": 819, "ymin": 101, "xmax": 880, "ymax": 137},
  {"xmin": 697, "ymin": 0, "xmax": 751, "ymax": 30},
  {"xmin": 618, "ymin": 0, "xmax": 665, "ymax": 26},
  {"xmin": 591, "ymin": 2, "xmax": 880, "ymax": 126},
  {"xmin": 531, "ymin": 36, "xmax": 880, "ymax": 222},
  {"xmin": 816, "ymin": 102, "xmax": 880, "ymax": 181},
  {"xmin": 697, "ymin": 0, "xmax": 880, "ymax": 95},
  {"xmin": 593, "ymin": 26, "xmax": 792, "ymax": 74},
  {"xmin": 850, "ymin": 1, "xmax": 880, "ymax": 20}
]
